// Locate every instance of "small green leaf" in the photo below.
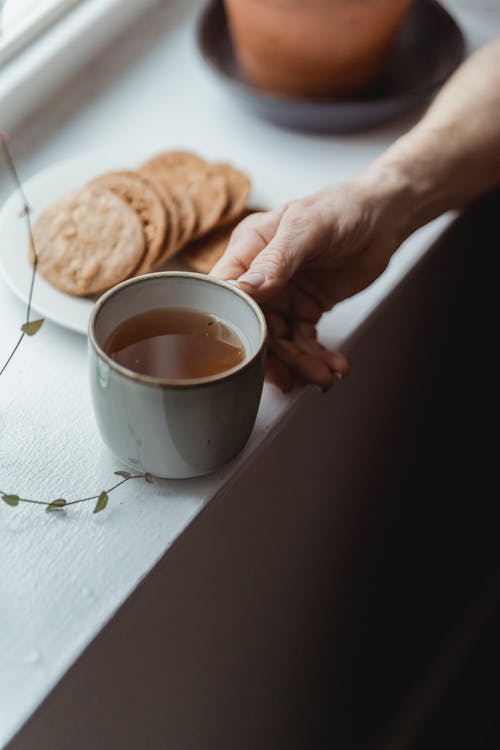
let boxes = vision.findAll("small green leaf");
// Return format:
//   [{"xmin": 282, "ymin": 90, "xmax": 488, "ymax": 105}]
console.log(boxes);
[
  {"xmin": 45, "ymin": 498, "xmax": 66, "ymax": 512},
  {"xmin": 2, "ymin": 494, "xmax": 20, "ymax": 507},
  {"xmin": 21, "ymin": 319, "xmax": 44, "ymax": 336},
  {"xmin": 114, "ymin": 470, "xmax": 132, "ymax": 479},
  {"xmin": 144, "ymin": 473, "xmax": 155, "ymax": 484},
  {"xmin": 93, "ymin": 491, "xmax": 108, "ymax": 514}
]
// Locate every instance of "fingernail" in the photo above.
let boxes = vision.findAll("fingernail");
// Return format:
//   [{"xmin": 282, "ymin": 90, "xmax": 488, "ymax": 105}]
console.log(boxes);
[
  {"xmin": 226, "ymin": 279, "xmax": 239, "ymax": 286},
  {"xmin": 335, "ymin": 372, "xmax": 343, "ymax": 381},
  {"xmin": 238, "ymin": 272, "xmax": 265, "ymax": 287}
]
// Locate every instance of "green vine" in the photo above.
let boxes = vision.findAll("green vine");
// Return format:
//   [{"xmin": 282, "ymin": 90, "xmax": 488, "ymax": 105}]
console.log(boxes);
[
  {"xmin": 0, "ymin": 132, "xmax": 44, "ymax": 376},
  {"xmin": 0, "ymin": 131, "xmax": 154, "ymax": 513}
]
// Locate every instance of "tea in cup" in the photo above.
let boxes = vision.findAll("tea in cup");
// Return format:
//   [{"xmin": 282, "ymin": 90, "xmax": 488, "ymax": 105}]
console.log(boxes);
[{"xmin": 88, "ymin": 272, "xmax": 267, "ymax": 478}]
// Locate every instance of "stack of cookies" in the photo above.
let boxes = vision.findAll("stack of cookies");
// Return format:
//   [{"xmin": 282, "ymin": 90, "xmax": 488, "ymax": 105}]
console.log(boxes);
[{"xmin": 30, "ymin": 150, "xmax": 252, "ymax": 297}]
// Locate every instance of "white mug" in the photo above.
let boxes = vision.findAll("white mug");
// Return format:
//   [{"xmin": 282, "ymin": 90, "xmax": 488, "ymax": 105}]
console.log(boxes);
[{"xmin": 88, "ymin": 272, "xmax": 267, "ymax": 478}]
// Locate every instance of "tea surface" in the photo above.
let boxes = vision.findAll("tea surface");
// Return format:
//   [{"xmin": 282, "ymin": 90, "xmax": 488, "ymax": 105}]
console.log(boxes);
[{"xmin": 103, "ymin": 307, "xmax": 245, "ymax": 380}]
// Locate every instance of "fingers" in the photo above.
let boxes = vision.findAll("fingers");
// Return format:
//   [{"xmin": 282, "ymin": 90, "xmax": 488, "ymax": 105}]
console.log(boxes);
[
  {"xmin": 291, "ymin": 322, "xmax": 350, "ymax": 378},
  {"xmin": 265, "ymin": 312, "xmax": 289, "ymax": 338},
  {"xmin": 236, "ymin": 205, "xmax": 319, "ymax": 302},
  {"xmin": 213, "ymin": 202, "xmax": 324, "ymax": 304},
  {"xmin": 293, "ymin": 333, "xmax": 350, "ymax": 379},
  {"xmin": 321, "ymin": 350, "xmax": 350, "ymax": 379},
  {"xmin": 270, "ymin": 338, "xmax": 335, "ymax": 391},
  {"xmin": 265, "ymin": 352, "xmax": 294, "ymax": 392},
  {"xmin": 210, "ymin": 209, "xmax": 284, "ymax": 281},
  {"xmin": 264, "ymin": 314, "xmax": 293, "ymax": 392},
  {"xmin": 261, "ymin": 285, "xmax": 323, "ymax": 324},
  {"xmin": 263, "ymin": 312, "xmax": 350, "ymax": 391}
]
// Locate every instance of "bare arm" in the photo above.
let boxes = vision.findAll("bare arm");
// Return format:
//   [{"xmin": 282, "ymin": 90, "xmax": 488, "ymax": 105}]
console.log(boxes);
[
  {"xmin": 363, "ymin": 37, "xmax": 500, "ymax": 243},
  {"xmin": 212, "ymin": 38, "xmax": 500, "ymax": 391}
]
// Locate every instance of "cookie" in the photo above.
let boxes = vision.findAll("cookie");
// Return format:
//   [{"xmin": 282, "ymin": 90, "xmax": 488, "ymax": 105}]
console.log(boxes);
[
  {"xmin": 210, "ymin": 163, "xmax": 251, "ymax": 227},
  {"xmin": 170, "ymin": 186, "xmax": 199, "ymax": 250},
  {"xmin": 138, "ymin": 175, "xmax": 180, "ymax": 270},
  {"xmin": 139, "ymin": 170, "xmax": 196, "ymax": 254},
  {"xmin": 187, "ymin": 169, "xmax": 228, "ymax": 239},
  {"xmin": 88, "ymin": 170, "xmax": 167, "ymax": 274},
  {"xmin": 142, "ymin": 150, "xmax": 207, "ymax": 174},
  {"xmin": 127, "ymin": 173, "xmax": 181, "ymax": 269},
  {"xmin": 31, "ymin": 185, "xmax": 145, "ymax": 296},
  {"xmin": 181, "ymin": 208, "xmax": 256, "ymax": 275},
  {"xmin": 140, "ymin": 150, "xmax": 227, "ymax": 242},
  {"xmin": 141, "ymin": 165, "xmax": 196, "ymax": 254}
]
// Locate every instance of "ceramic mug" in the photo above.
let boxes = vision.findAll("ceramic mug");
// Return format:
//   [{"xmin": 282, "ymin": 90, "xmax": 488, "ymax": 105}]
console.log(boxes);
[{"xmin": 88, "ymin": 272, "xmax": 267, "ymax": 478}]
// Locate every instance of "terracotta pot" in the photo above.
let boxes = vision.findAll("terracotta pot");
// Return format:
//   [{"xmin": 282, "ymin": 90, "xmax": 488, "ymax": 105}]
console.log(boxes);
[{"xmin": 223, "ymin": 0, "xmax": 413, "ymax": 98}]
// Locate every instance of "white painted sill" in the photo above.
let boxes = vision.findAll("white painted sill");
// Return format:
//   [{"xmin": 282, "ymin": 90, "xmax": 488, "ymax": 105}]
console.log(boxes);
[{"xmin": 0, "ymin": 0, "xmax": 157, "ymax": 135}]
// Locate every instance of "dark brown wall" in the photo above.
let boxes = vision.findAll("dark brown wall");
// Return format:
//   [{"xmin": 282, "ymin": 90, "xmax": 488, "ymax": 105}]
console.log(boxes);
[{"xmin": 8, "ymin": 191, "xmax": 498, "ymax": 750}]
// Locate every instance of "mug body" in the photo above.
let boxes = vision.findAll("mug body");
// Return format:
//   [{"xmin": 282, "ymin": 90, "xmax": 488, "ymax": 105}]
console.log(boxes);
[{"xmin": 88, "ymin": 272, "xmax": 266, "ymax": 478}]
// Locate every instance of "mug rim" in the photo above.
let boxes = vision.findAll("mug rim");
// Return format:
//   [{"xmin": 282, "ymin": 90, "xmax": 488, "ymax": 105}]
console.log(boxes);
[{"xmin": 88, "ymin": 271, "xmax": 267, "ymax": 389}]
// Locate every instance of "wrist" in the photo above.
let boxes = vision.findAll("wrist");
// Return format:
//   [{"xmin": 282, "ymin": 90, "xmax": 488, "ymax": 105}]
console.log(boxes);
[
  {"xmin": 358, "ymin": 122, "xmax": 468, "ymax": 243},
  {"xmin": 356, "ymin": 153, "xmax": 427, "ymax": 245}
]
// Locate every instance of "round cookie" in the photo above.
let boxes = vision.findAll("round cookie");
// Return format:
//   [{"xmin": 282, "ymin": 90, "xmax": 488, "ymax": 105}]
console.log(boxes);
[
  {"xmin": 139, "ymin": 166, "xmax": 195, "ymax": 256},
  {"xmin": 170, "ymin": 186, "xmax": 198, "ymax": 251},
  {"xmin": 88, "ymin": 170, "xmax": 167, "ymax": 275},
  {"xmin": 139, "ymin": 177, "xmax": 180, "ymax": 268},
  {"xmin": 31, "ymin": 185, "xmax": 145, "ymax": 296},
  {"xmin": 185, "ymin": 169, "xmax": 227, "ymax": 239},
  {"xmin": 181, "ymin": 208, "xmax": 256, "ymax": 275},
  {"xmin": 140, "ymin": 150, "xmax": 228, "ymax": 242},
  {"xmin": 123, "ymin": 172, "xmax": 181, "ymax": 270},
  {"xmin": 141, "ymin": 150, "xmax": 207, "ymax": 177},
  {"xmin": 210, "ymin": 163, "xmax": 251, "ymax": 227}
]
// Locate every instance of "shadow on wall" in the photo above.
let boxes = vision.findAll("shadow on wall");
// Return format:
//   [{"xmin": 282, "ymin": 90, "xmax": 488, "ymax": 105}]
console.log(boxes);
[{"xmin": 318, "ymin": 187, "xmax": 499, "ymax": 750}]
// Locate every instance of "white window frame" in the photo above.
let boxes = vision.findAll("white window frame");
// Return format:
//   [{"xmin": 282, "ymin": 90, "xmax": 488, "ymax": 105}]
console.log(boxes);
[
  {"xmin": 0, "ymin": 0, "xmax": 157, "ymax": 134},
  {"xmin": 0, "ymin": 0, "xmax": 82, "ymax": 67}
]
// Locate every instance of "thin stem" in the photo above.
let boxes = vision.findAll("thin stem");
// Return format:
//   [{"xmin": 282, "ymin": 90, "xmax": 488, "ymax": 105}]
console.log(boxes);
[
  {"xmin": 2, "ymin": 497, "xmax": 48, "ymax": 507},
  {"xmin": 0, "ymin": 332, "xmax": 25, "ymax": 377},
  {"xmin": 5, "ymin": 133, "xmax": 39, "ymax": 321},
  {"xmin": 0, "ymin": 474, "xmax": 144, "ymax": 508},
  {"xmin": 26, "ymin": 252, "xmax": 37, "ymax": 324},
  {"xmin": 1, "ymin": 133, "xmax": 30, "ymax": 209},
  {"xmin": 63, "ymin": 474, "xmax": 144, "ymax": 506},
  {"xmin": 0, "ymin": 133, "xmax": 38, "ymax": 375}
]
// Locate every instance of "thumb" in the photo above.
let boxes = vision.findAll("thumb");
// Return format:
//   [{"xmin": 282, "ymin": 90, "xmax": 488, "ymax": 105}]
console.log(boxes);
[{"xmin": 237, "ymin": 206, "xmax": 312, "ymax": 301}]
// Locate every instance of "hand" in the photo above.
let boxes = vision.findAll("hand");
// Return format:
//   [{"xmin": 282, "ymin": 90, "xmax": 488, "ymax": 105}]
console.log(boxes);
[{"xmin": 211, "ymin": 178, "xmax": 402, "ymax": 391}]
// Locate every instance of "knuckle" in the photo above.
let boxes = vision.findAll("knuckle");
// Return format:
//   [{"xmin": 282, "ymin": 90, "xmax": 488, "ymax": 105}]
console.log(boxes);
[
  {"xmin": 230, "ymin": 218, "xmax": 253, "ymax": 241},
  {"xmin": 258, "ymin": 251, "xmax": 288, "ymax": 282},
  {"xmin": 283, "ymin": 203, "xmax": 309, "ymax": 233}
]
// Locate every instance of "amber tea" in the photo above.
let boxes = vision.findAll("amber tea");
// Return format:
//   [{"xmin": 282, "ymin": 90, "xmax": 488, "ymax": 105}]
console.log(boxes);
[{"xmin": 103, "ymin": 307, "xmax": 246, "ymax": 380}]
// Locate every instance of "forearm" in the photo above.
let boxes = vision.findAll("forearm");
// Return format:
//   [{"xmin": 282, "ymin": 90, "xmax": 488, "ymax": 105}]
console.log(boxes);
[{"xmin": 361, "ymin": 38, "xmax": 500, "ymax": 242}]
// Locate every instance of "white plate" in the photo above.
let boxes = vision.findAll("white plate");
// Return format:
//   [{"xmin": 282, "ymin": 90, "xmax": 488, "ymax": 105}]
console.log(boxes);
[
  {"xmin": 0, "ymin": 151, "xmax": 266, "ymax": 335},
  {"xmin": 0, "ymin": 152, "xmax": 133, "ymax": 335}
]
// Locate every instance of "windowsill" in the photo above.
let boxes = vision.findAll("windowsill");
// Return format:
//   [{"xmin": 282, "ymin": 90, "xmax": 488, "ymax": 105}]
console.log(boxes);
[
  {"xmin": 2, "ymin": 1, "xmax": 500, "ymax": 747},
  {"xmin": 0, "ymin": 0, "xmax": 156, "ymax": 134}
]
